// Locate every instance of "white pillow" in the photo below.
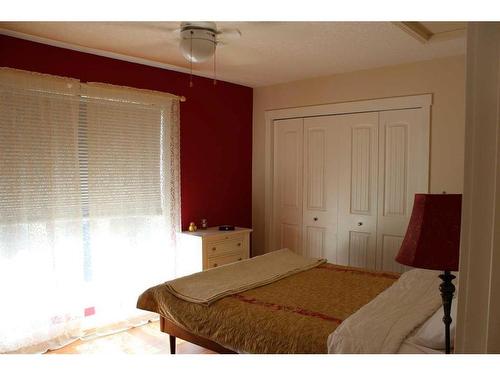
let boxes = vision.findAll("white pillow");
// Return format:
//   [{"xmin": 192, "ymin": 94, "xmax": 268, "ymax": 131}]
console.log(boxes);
[{"xmin": 412, "ymin": 299, "xmax": 458, "ymax": 350}]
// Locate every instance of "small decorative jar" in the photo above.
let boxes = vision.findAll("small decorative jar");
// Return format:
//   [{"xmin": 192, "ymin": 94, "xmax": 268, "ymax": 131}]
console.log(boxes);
[
  {"xmin": 201, "ymin": 218, "xmax": 208, "ymax": 229},
  {"xmin": 188, "ymin": 222, "xmax": 197, "ymax": 232}
]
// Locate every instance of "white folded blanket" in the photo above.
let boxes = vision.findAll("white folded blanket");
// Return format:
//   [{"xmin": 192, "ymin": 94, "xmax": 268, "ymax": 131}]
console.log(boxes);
[
  {"xmin": 165, "ymin": 248, "xmax": 326, "ymax": 305},
  {"xmin": 327, "ymin": 268, "xmax": 443, "ymax": 353}
]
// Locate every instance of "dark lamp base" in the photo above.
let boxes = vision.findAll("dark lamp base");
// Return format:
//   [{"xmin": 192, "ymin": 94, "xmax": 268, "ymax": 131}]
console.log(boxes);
[{"xmin": 439, "ymin": 270, "xmax": 456, "ymax": 354}]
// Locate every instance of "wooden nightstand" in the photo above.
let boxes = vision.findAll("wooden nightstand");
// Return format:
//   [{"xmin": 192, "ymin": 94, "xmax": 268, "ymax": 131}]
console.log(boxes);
[{"xmin": 176, "ymin": 227, "xmax": 252, "ymax": 277}]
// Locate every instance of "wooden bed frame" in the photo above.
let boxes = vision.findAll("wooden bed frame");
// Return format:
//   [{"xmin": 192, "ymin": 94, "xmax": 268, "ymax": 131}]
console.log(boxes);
[{"xmin": 160, "ymin": 316, "xmax": 236, "ymax": 354}]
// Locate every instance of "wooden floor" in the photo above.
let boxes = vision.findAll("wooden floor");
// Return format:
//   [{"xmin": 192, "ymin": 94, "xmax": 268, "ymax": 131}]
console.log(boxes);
[{"xmin": 45, "ymin": 321, "xmax": 215, "ymax": 354}]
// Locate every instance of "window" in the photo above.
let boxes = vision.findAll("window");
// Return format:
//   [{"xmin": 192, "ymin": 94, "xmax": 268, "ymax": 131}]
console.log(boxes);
[{"xmin": 0, "ymin": 68, "xmax": 181, "ymax": 353}]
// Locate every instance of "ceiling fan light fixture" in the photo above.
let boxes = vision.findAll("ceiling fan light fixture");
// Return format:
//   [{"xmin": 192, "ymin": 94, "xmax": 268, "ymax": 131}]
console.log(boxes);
[{"xmin": 179, "ymin": 26, "xmax": 216, "ymax": 63}]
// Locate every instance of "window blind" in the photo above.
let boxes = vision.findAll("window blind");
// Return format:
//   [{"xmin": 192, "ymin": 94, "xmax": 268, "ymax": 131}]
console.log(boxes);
[
  {"xmin": 81, "ymin": 82, "xmax": 179, "ymax": 219},
  {"xmin": 83, "ymin": 97, "xmax": 163, "ymax": 217},
  {"xmin": 0, "ymin": 69, "xmax": 180, "ymax": 222},
  {"xmin": 0, "ymin": 69, "xmax": 82, "ymax": 223}
]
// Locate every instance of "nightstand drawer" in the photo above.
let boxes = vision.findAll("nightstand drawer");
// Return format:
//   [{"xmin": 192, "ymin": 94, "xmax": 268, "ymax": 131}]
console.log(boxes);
[
  {"xmin": 207, "ymin": 251, "xmax": 248, "ymax": 269},
  {"xmin": 177, "ymin": 226, "xmax": 252, "ymax": 273},
  {"xmin": 205, "ymin": 235, "xmax": 245, "ymax": 257}
]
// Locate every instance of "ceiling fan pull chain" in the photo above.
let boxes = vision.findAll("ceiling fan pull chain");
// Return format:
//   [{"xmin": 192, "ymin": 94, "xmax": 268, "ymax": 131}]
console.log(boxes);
[
  {"xmin": 189, "ymin": 30, "xmax": 194, "ymax": 88},
  {"xmin": 213, "ymin": 36, "xmax": 217, "ymax": 86}
]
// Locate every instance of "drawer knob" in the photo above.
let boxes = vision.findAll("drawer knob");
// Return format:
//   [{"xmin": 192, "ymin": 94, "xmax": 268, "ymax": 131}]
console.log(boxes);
[
  {"xmin": 213, "ymin": 263, "xmax": 218, "ymax": 267},
  {"xmin": 238, "ymin": 258, "xmax": 242, "ymax": 261},
  {"xmin": 212, "ymin": 247, "xmax": 216, "ymax": 251},
  {"xmin": 237, "ymin": 243, "xmax": 241, "ymax": 247}
]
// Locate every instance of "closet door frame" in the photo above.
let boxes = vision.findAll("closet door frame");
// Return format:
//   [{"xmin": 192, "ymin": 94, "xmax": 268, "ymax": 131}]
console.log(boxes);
[{"xmin": 265, "ymin": 94, "xmax": 432, "ymax": 254}]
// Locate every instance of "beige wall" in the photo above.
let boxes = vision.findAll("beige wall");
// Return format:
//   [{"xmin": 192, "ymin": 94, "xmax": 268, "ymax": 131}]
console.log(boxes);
[{"xmin": 252, "ymin": 55, "xmax": 466, "ymax": 255}]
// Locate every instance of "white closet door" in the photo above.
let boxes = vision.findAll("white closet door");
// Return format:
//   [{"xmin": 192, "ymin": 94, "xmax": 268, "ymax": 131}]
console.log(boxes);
[
  {"xmin": 336, "ymin": 112, "xmax": 380, "ymax": 269},
  {"xmin": 302, "ymin": 116, "xmax": 340, "ymax": 261},
  {"xmin": 272, "ymin": 118, "xmax": 304, "ymax": 254},
  {"xmin": 376, "ymin": 108, "xmax": 429, "ymax": 272}
]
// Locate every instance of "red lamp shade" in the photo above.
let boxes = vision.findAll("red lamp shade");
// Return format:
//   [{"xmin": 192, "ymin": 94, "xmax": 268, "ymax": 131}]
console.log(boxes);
[{"xmin": 396, "ymin": 194, "xmax": 462, "ymax": 271}]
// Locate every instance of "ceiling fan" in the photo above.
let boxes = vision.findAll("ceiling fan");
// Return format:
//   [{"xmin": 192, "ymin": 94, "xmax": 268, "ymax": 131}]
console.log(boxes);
[
  {"xmin": 120, "ymin": 21, "xmax": 242, "ymax": 86},
  {"xmin": 175, "ymin": 22, "xmax": 242, "ymax": 63}
]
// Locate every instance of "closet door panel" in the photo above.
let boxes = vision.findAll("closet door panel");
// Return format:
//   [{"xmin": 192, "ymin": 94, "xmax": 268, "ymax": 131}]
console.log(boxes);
[
  {"xmin": 302, "ymin": 116, "xmax": 339, "ymax": 262},
  {"xmin": 280, "ymin": 223, "xmax": 302, "ymax": 253},
  {"xmin": 376, "ymin": 108, "xmax": 429, "ymax": 271},
  {"xmin": 350, "ymin": 127, "xmax": 373, "ymax": 215},
  {"xmin": 304, "ymin": 226, "xmax": 326, "ymax": 259},
  {"xmin": 348, "ymin": 231, "xmax": 371, "ymax": 267},
  {"xmin": 336, "ymin": 112, "xmax": 379, "ymax": 269},
  {"xmin": 272, "ymin": 118, "xmax": 304, "ymax": 254},
  {"xmin": 380, "ymin": 234, "xmax": 406, "ymax": 273}
]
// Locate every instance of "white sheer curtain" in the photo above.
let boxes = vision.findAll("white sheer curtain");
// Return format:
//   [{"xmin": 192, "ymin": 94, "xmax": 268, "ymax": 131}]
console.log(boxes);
[
  {"xmin": 79, "ymin": 83, "xmax": 180, "ymax": 331},
  {"xmin": 0, "ymin": 69, "xmax": 181, "ymax": 353}
]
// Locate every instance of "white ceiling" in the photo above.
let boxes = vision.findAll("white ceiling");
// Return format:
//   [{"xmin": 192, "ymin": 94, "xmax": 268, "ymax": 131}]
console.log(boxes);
[{"xmin": 0, "ymin": 22, "xmax": 466, "ymax": 87}]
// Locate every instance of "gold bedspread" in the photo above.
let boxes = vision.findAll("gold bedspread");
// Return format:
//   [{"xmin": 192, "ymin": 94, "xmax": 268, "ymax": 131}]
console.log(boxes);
[{"xmin": 137, "ymin": 264, "xmax": 399, "ymax": 354}]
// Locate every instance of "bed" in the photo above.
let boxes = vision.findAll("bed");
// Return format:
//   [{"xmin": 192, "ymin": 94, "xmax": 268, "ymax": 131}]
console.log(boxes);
[{"xmin": 137, "ymin": 249, "xmax": 446, "ymax": 354}]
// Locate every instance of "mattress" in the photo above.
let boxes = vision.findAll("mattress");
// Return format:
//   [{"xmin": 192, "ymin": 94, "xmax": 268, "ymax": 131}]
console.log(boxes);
[{"xmin": 137, "ymin": 263, "xmax": 399, "ymax": 354}]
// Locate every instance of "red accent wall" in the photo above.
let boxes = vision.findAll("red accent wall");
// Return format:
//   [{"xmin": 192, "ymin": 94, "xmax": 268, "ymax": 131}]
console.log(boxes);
[{"xmin": 0, "ymin": 34, "xmax": 253, "ymax": 230}]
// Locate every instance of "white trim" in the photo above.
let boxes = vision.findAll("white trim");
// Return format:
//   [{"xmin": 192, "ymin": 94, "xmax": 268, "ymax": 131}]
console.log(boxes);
[
  {"xmin": 264, "ymin": 94, "xmax": 433, "ymax": 253},
  {"xmin": 0, "ymin": 28, "xmax": 250, "ymax": 87},
  {"xmin": 421, "ymin": 104, "xmax": 432, "ymax": 192},
  {"xmin": 265, "ymin": 94, "xmax": 432, "ymax": 121},
  {"xmin": 455, "ymin": 23, "xmax": 500, "ymax": 353}
]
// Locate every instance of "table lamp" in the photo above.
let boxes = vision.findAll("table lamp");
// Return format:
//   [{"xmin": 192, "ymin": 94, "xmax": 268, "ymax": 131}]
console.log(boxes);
[{"xmin": 395, "ymin": 193, "xmax": 462, "ymax": 354}]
